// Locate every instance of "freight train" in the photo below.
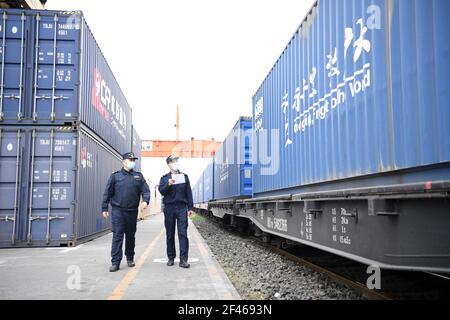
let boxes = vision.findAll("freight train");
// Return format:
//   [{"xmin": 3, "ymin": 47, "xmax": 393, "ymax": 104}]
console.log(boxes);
[{"xmin": 193, "ymin": 0, "xmax": 450, "ymax": 273}]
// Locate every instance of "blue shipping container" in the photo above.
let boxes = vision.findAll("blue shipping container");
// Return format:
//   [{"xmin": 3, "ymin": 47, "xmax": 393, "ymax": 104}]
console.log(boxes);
[
  {"xmin": 0, "ymin": 125, "xmax": 121, "ymax": 247},
  {"xmin": 192, "ymin": 175, "xmax": 201, "ymax": 205},
  {"xmin": 192, "ymin": 182, "xmax": 199, "ymax": 204},
  {"xmin": 0, "ymin": 9, "xmax": 133, "ymax": 155},
  {"xmin": 203, "ymin": 160, "xmax": 214, "ymax": 202},
  {"xmin": 213, "ymin": 117, "xmax": 252, "ymax": 200},
  {"xmin": 198, "ymin": 177, "xmax": 204, "ymax": 204},
  {"xmin": 252, "ymin": 0, "xmax": 450, "ymax": 196},
  {"xmin": 131, "ymin": 126, "xmax": 142, "ymax": 172}
]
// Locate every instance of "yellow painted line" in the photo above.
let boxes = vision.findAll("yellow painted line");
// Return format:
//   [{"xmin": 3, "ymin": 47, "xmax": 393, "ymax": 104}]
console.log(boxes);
[{"xmin": 108, "ymin": 228, "xmax": 165, "ymax": 300}]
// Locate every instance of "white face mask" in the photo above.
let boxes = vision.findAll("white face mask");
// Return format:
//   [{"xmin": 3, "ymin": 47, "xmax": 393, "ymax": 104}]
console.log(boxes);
[
  {"xmin": 170, "ymin": 162, "xmax": 179, "ymax": 172},
  {"xmin": 127, "ymin": 161, "xmax": 136, "ymax": 171}
]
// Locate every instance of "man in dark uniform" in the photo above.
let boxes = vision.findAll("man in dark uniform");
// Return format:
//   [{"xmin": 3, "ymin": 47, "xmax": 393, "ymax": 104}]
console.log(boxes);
[
  {"xmin": 102, "ymin": 152, "xmax": 150, "ymax": 272},
  {"xmin": 158, "ymin": 155, "xmax": 194, "ymax": 268}
]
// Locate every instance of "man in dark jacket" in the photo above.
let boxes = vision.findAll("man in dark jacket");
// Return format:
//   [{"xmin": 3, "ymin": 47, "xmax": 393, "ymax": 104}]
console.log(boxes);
[
  {"xmin": 102, "ymin": 152, "xmax": 150, "ymax": 272},
  {"xmin": 158, "ymin": 155, "xmax": 194, "ymax": 268}
]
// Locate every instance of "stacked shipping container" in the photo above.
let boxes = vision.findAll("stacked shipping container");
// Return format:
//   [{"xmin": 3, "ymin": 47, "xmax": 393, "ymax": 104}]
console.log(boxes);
[
  {"xmin": 0, "ymin": 126, "xmax": 121, "ymax": 247},
  {"xmin": 0, "ymin": 9, "xmax": 133, "ymax": 154},
  {"xmin": 131, "ymin": 126, "xmax": 142, "ymax": 172},
  {"xmin": 0, "ymin": 9, "xmax": 142, "ymax": 247}
]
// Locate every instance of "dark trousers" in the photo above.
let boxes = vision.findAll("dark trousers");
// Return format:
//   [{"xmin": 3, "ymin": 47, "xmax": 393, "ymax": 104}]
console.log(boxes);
[
  {"xmin": 111, "ymin": 208, "xmax": 138, "ymax": 265},
  {"xmin": 164, "ymin": 206, "xmax": 189, "ymax": 262}
]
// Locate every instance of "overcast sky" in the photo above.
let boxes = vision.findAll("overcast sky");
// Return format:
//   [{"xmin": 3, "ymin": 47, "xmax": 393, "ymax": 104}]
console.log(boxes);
[{"xmin": 46, "ymin": 0, "xmax": 316, "ymax": 184}]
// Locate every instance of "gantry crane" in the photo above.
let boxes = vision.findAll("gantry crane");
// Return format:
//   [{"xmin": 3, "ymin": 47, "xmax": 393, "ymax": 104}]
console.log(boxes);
[{"xmin": 141, "ymin": 106, "xmax": 221, "ymax": 159}]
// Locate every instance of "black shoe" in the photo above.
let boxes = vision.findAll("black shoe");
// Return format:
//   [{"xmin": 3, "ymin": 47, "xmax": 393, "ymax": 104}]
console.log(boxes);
[
  {"xmin": 127, "ymin": 261, "xmax": 136, "ymax": 267},
  {"xmin": 109, "ymin": 265, "xmax": 120, "ymax": 272},
  {"xmin": 167, "ymin": 259, "xmax": 174, "ymax": 266},
  {"xmin": 179, "ymin": 261, "xmax": 190, "ymax": 268}
]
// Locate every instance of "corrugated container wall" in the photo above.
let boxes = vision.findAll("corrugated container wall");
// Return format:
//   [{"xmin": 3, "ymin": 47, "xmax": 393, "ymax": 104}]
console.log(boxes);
[
  {"xmin": 198, "ymin": 176, "xmax": 204, "ymax": 204},
  {"xmin": 203, "ymin": 160, "xmax": 214, "ymax": 202},
  {"xmin": 192, "ymin": 182, "xmax": 199, "ymax": 204},
  {"xmin": 0, "ymin": 126, "xmax": 121, "ymax": 247},
  {"xmin": 213, "ymin": 117, "xmax": 252, "ymax": 200},
  {"xmin": 0, "ymin": 9, "xmax": 132, "ymax": 155},
  {"xmin": 252, "ymin": 0, "xmax": 450, "ymax": 196},
  {"xmin": 192, "ymin": 176, "xmax": 202, "ymax": 205},
  {"xmin": 131, "ymin": 126, "xmax": 142, "ymax": 172}
]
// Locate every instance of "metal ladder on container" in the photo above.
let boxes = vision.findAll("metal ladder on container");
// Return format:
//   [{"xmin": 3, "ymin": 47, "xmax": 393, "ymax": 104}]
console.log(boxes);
[
  {"xmin": 0, "ymin": 12, "xmax": 25, "ymax": 121},
  {"xmin": 0, "ymin": 129, "xmax": 22, "ymax": 245}
]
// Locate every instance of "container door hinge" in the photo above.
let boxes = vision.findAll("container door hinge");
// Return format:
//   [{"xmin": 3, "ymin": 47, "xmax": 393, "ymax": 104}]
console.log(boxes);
[
  {"xmin": 49, "ymin": 216, "xmax": 65, "ymax": 221},
  {"xmin": 30, "ymin": 216, "xmax": 46, "ymax": 222},
  {"xmin": 368, "ymin": 198, "xmax": 399, "ymax": 217},
  {"xmin": 0, "ymin": 216, "xmax": 15, "ymax": 222}
]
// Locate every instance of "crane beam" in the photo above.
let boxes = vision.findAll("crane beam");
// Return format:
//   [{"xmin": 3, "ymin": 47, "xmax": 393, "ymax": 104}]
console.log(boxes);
[{"xmin": 141, "ymin": 139, "xmax": 221, "ymax": 159}]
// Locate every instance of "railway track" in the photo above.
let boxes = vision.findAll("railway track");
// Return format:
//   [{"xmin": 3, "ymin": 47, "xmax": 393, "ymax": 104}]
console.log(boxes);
[
  {"xmin": 256, "ymin": 240, "xmax": 392, "ymax": 300},
  {"xmin": 202, "ymin": 214, "xmax": 450, "ymax": 300}
]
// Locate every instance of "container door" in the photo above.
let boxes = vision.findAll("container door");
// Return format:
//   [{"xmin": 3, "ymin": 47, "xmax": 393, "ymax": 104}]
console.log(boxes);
[
  {"xmin": 0, "ymin": 11, "xmax": 29, "ymax": 122},
  {"xmin": 0, "ymin": 128, "xmax": 24, "ymax": 246},
  {"xmin": 25, "ymin": 128, "xmax": 77, "ymax": 245},
  {"xmin": 31, "ymin": 12, "xmax": 80, "ymax": 123}
]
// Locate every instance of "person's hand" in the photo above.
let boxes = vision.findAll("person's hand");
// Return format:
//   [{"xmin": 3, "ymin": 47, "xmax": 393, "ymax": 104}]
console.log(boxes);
[
  {"xmin": 141, "ymin": 202, "xmax": 148, "ymax": 210},
  {"xmin": 102, "ymin": 211, "xmax": 109, "ymax": 219},
  {"xmin": 188, "ymin": 210, "xmax": 194, "ymax": 217},
  {"xmin": 168, "ymin": 179, "xmax": 176, "ymax": 186}
]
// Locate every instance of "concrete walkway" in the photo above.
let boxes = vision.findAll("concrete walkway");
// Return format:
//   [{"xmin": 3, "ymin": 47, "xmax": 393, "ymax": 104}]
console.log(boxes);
[{"xmin": 0, "ymin": 214, "xmax": 240, "ymax": 300}]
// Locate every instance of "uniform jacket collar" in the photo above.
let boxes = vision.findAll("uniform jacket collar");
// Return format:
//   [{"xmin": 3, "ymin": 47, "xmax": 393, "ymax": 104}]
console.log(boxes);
[{"xmin": 121, "ymin": 168, "xmax": 134, "ymax": 175}]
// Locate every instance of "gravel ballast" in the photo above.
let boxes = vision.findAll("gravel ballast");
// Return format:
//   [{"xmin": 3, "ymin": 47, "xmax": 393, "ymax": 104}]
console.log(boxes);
[{"xmin": 192, "ymin": 215, "xmax": 364, "ymax": 300}]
